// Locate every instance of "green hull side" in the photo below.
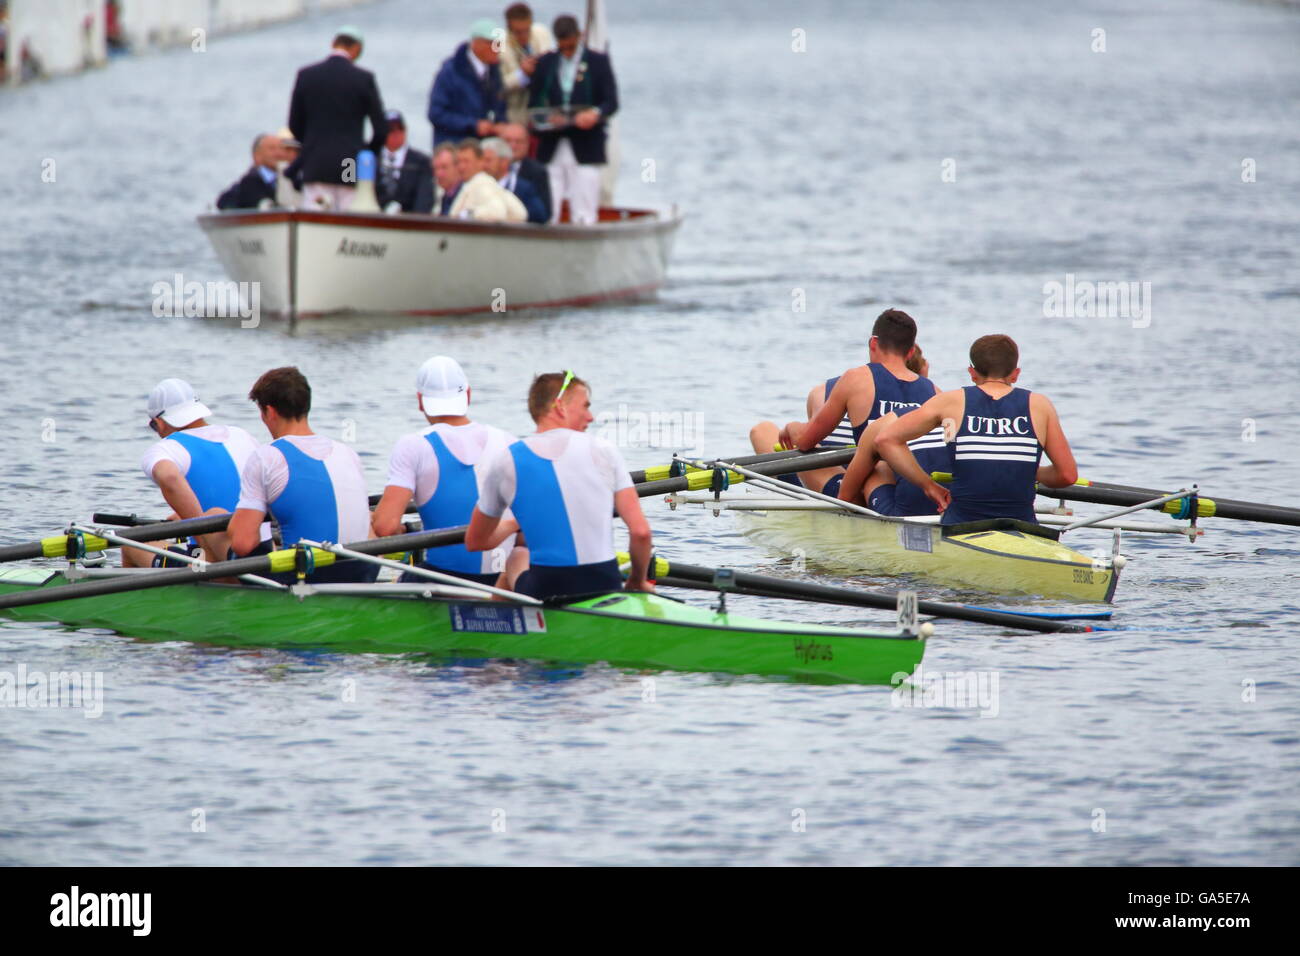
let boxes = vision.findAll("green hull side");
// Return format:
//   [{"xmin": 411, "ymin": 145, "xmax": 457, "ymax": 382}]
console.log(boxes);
[{"xmin": 0, "ymin": 571, "xmax": 923, "ymax": 685}]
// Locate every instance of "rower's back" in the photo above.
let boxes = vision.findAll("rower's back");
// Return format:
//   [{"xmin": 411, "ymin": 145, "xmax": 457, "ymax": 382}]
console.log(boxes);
[
  {"xmin": 406, "ymin": 422, "xmax": 516, "ymax": 579},
  {"xmin": 944, "ymin": 384, "xmax": 1042, "ymax": 525},
  {"xmin": 153, "ymin": 426, "xmax": 257, "ymax": 512},
  {"xmin": 505, "ymin": 428, "xmax": 623, "ymax": 567}
]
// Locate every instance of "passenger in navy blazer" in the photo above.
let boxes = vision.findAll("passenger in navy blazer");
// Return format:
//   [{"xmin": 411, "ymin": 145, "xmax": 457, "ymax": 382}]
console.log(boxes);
[{"xmin": 481, "ymin": 137, "xmax": 547, "ymax": 223}]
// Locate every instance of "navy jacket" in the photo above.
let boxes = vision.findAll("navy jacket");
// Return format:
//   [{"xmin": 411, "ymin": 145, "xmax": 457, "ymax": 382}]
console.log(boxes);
[
  {"xmin": 378, "ymin": 147, "xmax": 434, "ymax": 214},
  {"xmin": 528, "ymin": 48, "xmax": 618, "ymax": 165},
  {"xmin": 217, "ymin": 166, "xmax": 276, "ymax": 210},
  {"xmin": 511, "ymin": 175, "xmax": 548, "ymax": 224},
  {"xmin": 288, "ymin": 54, "xmax": 386, "ymax": 184},
  {"xmin": 514, "ymin": 157, "xmax": 552, "ymax": 221},
  {"xmin": 438, "ymin": 182, "xmax": 462, "ymax": 216},
  {"xmin": 428, "ymin": 43, "xmax": 507, "ymax": 148}
]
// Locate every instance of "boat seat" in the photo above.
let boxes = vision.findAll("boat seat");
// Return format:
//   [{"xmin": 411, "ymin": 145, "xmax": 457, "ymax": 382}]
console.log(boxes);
[{"xmin": 940, "ymin": 518, "xmax": 1061, "ymax": 542}]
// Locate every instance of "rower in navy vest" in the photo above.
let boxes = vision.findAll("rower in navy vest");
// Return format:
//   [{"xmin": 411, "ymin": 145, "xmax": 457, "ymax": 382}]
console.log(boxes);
[
  {"xmin": 228, "ymin": 367, "xmax": 378, "ymax": 583},
  {"xmin": 372, "ymin": 356, "xmax": 521, "ymax": 587},
  {"xmin": 123, "ymin": 378, "xmax": 268, "ymax": 568},
  {"xmin": 836, "ymin": 338, "xmax": 953, "ymax": 515},
  {"xmin": 753, "ymin": 309, "xmax": 948, "ymax": 503},
  {"xmin": 876, "ymin": 334, "xmax": 1078, "ymax": 523},
  {"xmin": 467, "ymin": 371, "xmax": 654, "ymax": 601}
]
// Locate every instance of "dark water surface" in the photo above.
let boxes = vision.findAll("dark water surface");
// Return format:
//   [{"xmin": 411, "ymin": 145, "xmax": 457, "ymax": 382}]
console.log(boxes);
[{"xmin": 1, "ymin": 0, "xmax": 1298, "ymax": 865}]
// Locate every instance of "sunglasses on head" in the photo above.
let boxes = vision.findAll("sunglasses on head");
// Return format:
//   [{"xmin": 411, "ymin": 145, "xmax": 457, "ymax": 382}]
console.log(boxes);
[{"xmin": 553, "ymin": 369, "xmax": 575, "ymax": 406}]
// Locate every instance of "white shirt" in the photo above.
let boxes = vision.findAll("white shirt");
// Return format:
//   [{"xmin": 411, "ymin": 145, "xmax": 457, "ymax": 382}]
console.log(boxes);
[
  {"xmin": 479, "ymin": 429, "xmax": 632, "ymax": 565},
  {"xmin": 143, "ymin": 423, "xmax": 270, "ymax": 542},
  {"xmin": 140, "ymin": 424, "xmax": 259, "ymax": 481},
  {"xmin": 467, "ymin": 46, "xmax": 489, "ymax": 80},
  {"xmin": 237, "ymin": 434, "xmax": 371, "ymax": 545},
  {"xmin": 387, "ymin": 421, "xmax": 515, "ymax": 508},
  {"xmin": 388, "ymin": 421, "xmax": 517, "ymax": 574},
  {"xmin": 381, "ymin": 144, "xmax": 408, "ymax": 177}
]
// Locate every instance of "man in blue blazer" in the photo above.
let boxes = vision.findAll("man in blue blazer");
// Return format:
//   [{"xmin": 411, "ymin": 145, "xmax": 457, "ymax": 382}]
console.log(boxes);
[
  {"xmin": 482, "ymin": 138, "xmax": 547, "ymax": 223},
  {"xmin": 527, "ymin": 14, "xmax": 618, "ymax": 224},
  {"xmin": 500, "ymin": 122, "xmax": 553, "ymax": 223},
  {"xmin": 428, "ymin": 20, "xmax": 509, "ymax": 149}
]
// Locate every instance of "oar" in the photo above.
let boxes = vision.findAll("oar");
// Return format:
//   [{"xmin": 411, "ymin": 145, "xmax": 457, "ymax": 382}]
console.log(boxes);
[
  {"xmin": 631, "ymin": 446, "xmax": 848, "ymax": 484},
  {"xmin": 928, "ymin": 472, "xmax": 1300, "ymax": 528},
  {"xmin": 634, "ymin": 446, "xmax": 855, "ymax": 497},
  {"xmin": 963, "ymin": 605, "xmax": 1112, "ymax": 621},
  {"xmin": 0, "ymin": 526, "xmax": 473, "ymax": 611},
  {"xmin": 648, "ymin": 557, "xmax": 1089, "ymax": 634},
  {"xmin": 0, "ymin": 513, "xmax": 237, "ymax": 564},
  {"xmin": 1061, "ymin": 479, "xmax": 1300, "ymax": 527},
  {"xmin": 9, "ymin": 452, "xmax": 857, "ymax": 567}
]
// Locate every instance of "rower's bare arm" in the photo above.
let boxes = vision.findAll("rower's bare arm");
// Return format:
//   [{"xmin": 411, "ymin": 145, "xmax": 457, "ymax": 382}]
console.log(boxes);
[
  {"xmin": 465, "ymin": 506, "xmax": 500, "ymax": 552},
  {"xmin": 614, "ymin": 487, "xmax": 654, "ymax": 592},
  {"xmin": 483, "ymin": 518, "xmax": 521, "ymax": 550},
  {"xmin": 372, "ymin": 485, "xmax": 414, "ymax": 538},
  {"xmin": 877, "ymin": 394, "xmax": 958, "ymax": 511},
  {"xmin": 152, "ymin": 461, "xmax": 203, "ymax": 520},
  {"xmin": 1032, "ymin": 394, "xmax": 1078, "ymax": 487},
  {"xmin": 227, "ymin": 507, "xmax": 265, "ymax": 556},
  {"xmin": 796, "ymin": 374, "xmax": 855, "ymax": 452}
]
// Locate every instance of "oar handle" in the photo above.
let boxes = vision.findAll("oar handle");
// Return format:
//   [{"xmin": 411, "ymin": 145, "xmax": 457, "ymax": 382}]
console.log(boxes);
[{"xmin": 650, "ymin": 558, "xmax": 1086, "ymax": 634}]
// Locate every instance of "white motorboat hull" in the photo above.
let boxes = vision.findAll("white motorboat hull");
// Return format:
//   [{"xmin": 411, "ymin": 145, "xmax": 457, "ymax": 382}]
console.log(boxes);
[{"xmin": 197, "ymin": 206, "xmax": 682, "ymax": 318}]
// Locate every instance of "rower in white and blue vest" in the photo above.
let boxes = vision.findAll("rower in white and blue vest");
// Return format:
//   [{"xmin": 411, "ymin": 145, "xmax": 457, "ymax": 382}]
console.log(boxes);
[
  {"xmin": 765, "ymin": 309, "xmax": 951, "ymax": 511},
  {"xmin": 123, "ymin": 378, "xmax": 270, "ymax": 568},
  {"xmin": 227, "ymin": 366, "xmax": 378, "ymax": 583},
  {"xmin": 371, "ymin": 355, "xmax": 521, "ymax": 586},
  {"xmin": 876, "ymin": 334, "xmax": 1079, "ymax": 524},
  {"xmin": 466, "ymin": 371, "xmax": 654, "ymax": 601}
]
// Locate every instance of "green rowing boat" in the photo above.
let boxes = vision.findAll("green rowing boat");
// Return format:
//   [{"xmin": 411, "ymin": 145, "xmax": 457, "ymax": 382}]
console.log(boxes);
[{"xmin": 0, "ymin": 567, "xmax": 926, "ymax": 685}]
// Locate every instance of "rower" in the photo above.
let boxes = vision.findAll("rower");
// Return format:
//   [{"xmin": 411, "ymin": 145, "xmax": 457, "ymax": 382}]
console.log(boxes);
[
  {"xmin": 876, "ymin": 334, "xmax": 1078, "ymax": 523},
  {"xmin": 227, "ymin": 366, "xmax": 378, "ymax": 583},
  {"xmin": 836, "ymin": 337, "xmax": 952, "ymax": 514},
  {"xmin": 466, "ymin": 371, "xmax": 654, "ymax": 601},
  {"xmin": 371, "ymin": 355, "xmax": 522, "ymax": 587},
  {"xmin": 123, "ymin": 378, "xmax": 267, "ymax": 568},
  {"xmin": 764, "ymin": 309, "xmax": 945, "ymax": 501}
]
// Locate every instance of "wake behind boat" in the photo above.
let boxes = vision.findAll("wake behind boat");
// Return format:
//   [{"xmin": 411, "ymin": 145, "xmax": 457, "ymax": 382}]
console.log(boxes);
[{"xmin": 198, "ymin": 204, "xmax": 682, "ymax": 318}]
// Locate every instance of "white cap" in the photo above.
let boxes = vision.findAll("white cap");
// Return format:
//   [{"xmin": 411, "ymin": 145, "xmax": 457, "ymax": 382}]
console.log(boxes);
[
  {"xmin": 146, "ymin": 378, "xmax": 212, "ymax": 428},
  {"xmin": 416, "ymin": 356, "xmax": 470, "ymax": 416}
]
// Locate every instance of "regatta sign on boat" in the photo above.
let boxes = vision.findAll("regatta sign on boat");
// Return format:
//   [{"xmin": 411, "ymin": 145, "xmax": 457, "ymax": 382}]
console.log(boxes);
[{"xmin": 449, "ymin": 604, "xmax": 547, "ymax": 634}]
